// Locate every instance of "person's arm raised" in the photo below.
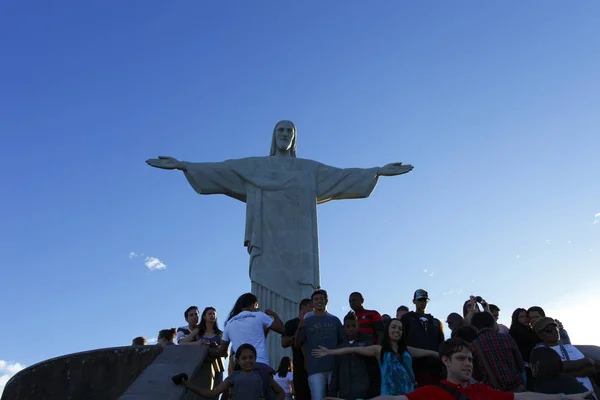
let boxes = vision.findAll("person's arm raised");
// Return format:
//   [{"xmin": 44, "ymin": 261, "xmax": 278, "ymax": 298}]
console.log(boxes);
[
  {"xmin": 407, "ymin": 346, "xmax": 439, "ymax": 358},
  {"xmin": 264, "ymin": 309, "xmax": 285, "ymax": 334},
  {"xmin": 312, "ymin": 345, "xmax": 380, "ymax": 359}
]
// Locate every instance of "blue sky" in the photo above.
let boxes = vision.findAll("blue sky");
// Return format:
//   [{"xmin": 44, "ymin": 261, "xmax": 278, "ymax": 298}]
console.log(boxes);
[{"xmin": 1, "ymin": 0, "xmax": 599, "ymax": 392}]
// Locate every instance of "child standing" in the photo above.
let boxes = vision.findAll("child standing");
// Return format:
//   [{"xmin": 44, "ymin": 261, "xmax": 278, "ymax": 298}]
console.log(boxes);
[{"xmin": 175, "ymin": 344, "xmax": 285, "ymax": 400}]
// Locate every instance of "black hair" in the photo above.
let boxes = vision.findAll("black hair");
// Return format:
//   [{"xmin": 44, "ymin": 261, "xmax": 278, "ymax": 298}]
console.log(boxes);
[
  {"xmin": 233, "ymin": 343, "xmax": 257, "ymax": 371},
  {"xmin": 349, "ymin": 292, "xmax": 363, "ymax": 300},
  {"xmin": 311, "ymin": 289, "xmax": 328, "ymax": 301},
  {"xmin": 527, "ymin": 306, "xmax": 545, "ymax": 317},
  {"xmin": 379, "ymin": 318, "xmax": 407, "ymax": 364},
  {"xmin": 510, "ymin": 308, "xmax": 528, "ymax": 329},
  {"xmin": 471, "ymin": 312, "xmax": 496, "ymax": 330},
  {"xmin": 454, "ymin": 326, "xmax": 479, "ymax": 343},
  {"xmin": 343, "ymin": 312, "xmax": 357, "ymax": 322},
  {"xmin": 397, "ymin": 305, "xmax": 409, "ymax": 313},
  {"xmin": 184, "ymin": 306, "xmax": 199, "ymax": 321},
  {"xmin": 489, "ymin": 304, "xmax": 500, "ymax": 313},
  {"xmin": 227, "ymin": 293, "xmax": 258, "ymax": 323},
  {"xmin": 299, "ymin": 298, "xmax": 312, "ymax": 311},
  {"xmin": 276, "ymin": 356, "xmax": 291, "ymax": 378},
  {"xmin": 197, "ymin": 306, "xmax": 222, "ymax": 337}
]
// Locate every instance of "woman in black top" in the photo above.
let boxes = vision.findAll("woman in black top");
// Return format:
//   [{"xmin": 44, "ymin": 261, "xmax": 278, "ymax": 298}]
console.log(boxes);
[{"xmin": 509, "ymin": 308, "xmax": 540, "ymax": 390}]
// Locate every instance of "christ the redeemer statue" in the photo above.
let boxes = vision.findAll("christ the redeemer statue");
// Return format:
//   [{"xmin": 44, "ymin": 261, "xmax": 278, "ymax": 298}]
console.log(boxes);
[{"xmin": 146, "ymin": 120, "xmax": 413, "ymax": 367}]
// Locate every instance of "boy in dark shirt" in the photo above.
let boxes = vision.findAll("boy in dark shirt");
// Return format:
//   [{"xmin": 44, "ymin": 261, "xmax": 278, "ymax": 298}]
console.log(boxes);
[{"xmin": 328, "ymin": 312, "xmax": 381, "ymax": 400}]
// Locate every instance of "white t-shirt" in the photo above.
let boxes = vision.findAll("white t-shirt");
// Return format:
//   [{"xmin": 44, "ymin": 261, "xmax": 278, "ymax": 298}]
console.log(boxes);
[
  {"xmin": 274, "ymin": 371, "xmax": 293, "ymax": 394},
  {"xmin": 548, "ymin": 344, "xmax": 595, "ymax": 395},
  {"xmin": 222, "ymin": 310, "xmax": 273, "ymax": 365}
]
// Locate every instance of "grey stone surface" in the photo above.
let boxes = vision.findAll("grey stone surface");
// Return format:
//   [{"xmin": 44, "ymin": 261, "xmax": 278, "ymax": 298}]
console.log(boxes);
[
  {"xmin": 1, "ymin": 346, "xmax": 162, "ymax": 400},
  {"xmin": 120, "ymin": 344, "xmax": 210, "ymax": 400},
  {"xmin": 146, "ymin": 120, "xmax": 413, "ymax": 367}
]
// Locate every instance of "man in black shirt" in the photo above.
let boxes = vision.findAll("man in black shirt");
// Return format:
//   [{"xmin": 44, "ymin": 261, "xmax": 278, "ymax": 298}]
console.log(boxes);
[
  {"xmin": 401, "ymin": 289, "xmax": 445, "ymax": 386},
  {"xmin": 281, "ymin": 298, "xmax": 313, "ymax": 400}
]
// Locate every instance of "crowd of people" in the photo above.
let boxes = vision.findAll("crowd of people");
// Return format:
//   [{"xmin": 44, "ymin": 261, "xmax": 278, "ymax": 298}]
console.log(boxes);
[{"xmin": 131, "ymin": 288, "xmax": 599, "ymax": 400}]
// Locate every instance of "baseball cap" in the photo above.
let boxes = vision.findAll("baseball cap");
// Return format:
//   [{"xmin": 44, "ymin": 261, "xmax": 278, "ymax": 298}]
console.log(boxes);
[
  {"xmin": 413, "ymin": 289, "xmax": 429, "ymax": 301},
  {"xmin": 533, "ymin": 317, "xmax": 557, "ymax": 332}
]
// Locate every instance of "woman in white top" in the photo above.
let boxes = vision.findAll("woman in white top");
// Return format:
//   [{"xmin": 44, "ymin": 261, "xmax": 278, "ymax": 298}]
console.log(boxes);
[{"xmin": 274, "ymin": 356, "xmax": 294, "ymax": 400}]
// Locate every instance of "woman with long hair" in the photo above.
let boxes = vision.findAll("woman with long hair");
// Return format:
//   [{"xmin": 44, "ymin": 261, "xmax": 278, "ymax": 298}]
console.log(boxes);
[
  {"xmin": 312, "ymin": 318, "xmax": 438, "ymax": 396},
  {"xmin": 196, "ymin": 307, "xmax": 225, "ymax": 395},
  {"xmin": 274, "ymin": 356, "xmax": 294, "ymax": 400},
  {"xmin": 509, "ymin": 307, "xmax": 540, "ymax": 390}
]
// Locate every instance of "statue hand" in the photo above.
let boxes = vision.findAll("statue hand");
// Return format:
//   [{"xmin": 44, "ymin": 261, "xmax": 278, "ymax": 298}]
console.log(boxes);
[
  {"xmin": 378, "ymin": 162, "xmax": 413, "ymax": 176},
  {"xmin": 146, "ymin": 156, "xmax": 184, "ymax": 170}
]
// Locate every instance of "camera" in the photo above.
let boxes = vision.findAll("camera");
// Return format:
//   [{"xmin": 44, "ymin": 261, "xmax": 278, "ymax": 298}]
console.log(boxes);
[{"xmin": 171, "ymin": 373, "xmax": 188, "ymax": 386}]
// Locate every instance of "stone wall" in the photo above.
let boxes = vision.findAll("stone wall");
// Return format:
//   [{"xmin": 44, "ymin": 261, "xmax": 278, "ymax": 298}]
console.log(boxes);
[{"xmin": 1, "ymin": 346, "xmax": 162, "ymax": 400}]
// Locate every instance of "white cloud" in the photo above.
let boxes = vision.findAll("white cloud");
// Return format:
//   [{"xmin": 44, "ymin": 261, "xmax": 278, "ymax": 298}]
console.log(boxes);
[
  {"xmin": 594, "ymin": 213, "xmax": 600, "ymax": 224},
  {"xmin": 146, "ymin": 338, "xmax": 157, "ymax": 345},
  {"xmin": 0, "ymin": 360, "xmax": 26, "ymax": 395},
  {"xmin": 128, "ymin": 252, "xmax": 138, "ymax": 259},
  {"xmin": 144, "ymin": 257, "xmax": 166, "ymax": 271}
]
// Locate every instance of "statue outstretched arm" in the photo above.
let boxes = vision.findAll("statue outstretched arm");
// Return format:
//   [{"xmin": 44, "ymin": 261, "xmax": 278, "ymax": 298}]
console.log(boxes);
[
  {"xmin": 146, "ymin": 156, "xmax": 186, "ymax": 171},
  {"xmin": 376, "ymin": 163, "xmax": 413, "ymax": 176}
]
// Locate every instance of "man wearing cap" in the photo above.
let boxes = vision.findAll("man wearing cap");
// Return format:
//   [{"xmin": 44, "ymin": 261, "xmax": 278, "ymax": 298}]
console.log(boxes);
[
  {"xmin": 400, "ymin": 289, "xmax": 445, "ymax": 386},
  {"xmin": 533, "ymin": 317, "xmax": 598, "ymax": 398}
]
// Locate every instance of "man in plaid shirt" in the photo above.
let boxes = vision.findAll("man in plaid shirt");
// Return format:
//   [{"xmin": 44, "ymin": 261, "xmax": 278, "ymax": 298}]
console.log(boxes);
[{"xmin": 470, "ymin": 311, "xmax": 525, "ymax": 392}]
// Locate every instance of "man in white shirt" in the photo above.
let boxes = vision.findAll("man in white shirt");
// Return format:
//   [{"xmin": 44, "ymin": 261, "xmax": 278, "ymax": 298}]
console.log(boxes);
[{"xmin": 533, "ymin": 317, "xmax": 597, "ymax": 398}]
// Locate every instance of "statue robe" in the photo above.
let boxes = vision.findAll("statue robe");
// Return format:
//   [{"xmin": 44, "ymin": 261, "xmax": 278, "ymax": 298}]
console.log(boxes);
[{"xmin": 183, "ymin": 156, "xmax": 379, "ymax": 367}]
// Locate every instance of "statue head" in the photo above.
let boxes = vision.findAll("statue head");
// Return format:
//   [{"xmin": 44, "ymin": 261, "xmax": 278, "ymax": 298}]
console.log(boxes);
[{"xmin": 270, "ymin": 120, "xmax": 297, "ymax": 157}]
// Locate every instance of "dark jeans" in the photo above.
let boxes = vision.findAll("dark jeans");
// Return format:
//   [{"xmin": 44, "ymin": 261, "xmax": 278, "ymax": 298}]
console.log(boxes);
[{"xmin": 293, "ymin": 370, "xmax": 311, "ymax": 400}]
